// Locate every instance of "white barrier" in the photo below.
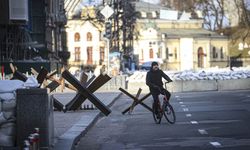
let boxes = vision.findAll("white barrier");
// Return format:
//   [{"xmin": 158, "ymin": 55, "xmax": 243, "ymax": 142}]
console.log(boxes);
[
  {"xmin": 218, "ymin": 79, "xmax": 250, "ymax": 91},
  {"xmin": 127, "ymin": 78, "xmax": 250, "ymax": 93}
]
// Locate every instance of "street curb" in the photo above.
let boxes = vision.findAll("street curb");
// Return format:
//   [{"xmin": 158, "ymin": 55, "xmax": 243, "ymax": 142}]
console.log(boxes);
[{"xmin": 53, "ymin": 92, "xmax": 122, "ymax": 150}]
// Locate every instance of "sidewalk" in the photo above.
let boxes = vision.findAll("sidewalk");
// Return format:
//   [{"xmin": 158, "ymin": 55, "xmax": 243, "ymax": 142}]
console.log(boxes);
[{"xmin": 52, "ymin": 91, "xmax": 122, "ymax": 150}]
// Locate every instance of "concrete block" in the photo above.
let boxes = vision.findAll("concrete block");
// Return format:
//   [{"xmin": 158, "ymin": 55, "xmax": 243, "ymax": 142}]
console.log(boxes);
[
  {"xmin": 182, "ymin": 80, "xmax": 218, "ymax": 92},
  {"xmin": 167, "ymin": 81, "xmax": 183, "ymax": 93},
  {"xmin": 218, "ymin": 78, "xmax": 250, "ymax": 91},
  {"xmin": 16, "ymin": 88, "xmax": 54, "ymax": 149}
]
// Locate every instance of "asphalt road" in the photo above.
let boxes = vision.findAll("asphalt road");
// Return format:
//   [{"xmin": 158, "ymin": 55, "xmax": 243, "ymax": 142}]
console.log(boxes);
[{"xmin": 75, "ymin": 90, "xmax": 250, "ymax": 150}]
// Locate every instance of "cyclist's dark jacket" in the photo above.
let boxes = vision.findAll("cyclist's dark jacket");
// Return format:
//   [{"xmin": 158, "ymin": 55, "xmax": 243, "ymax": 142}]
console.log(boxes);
[{"xmin": 146, "ymin": 68, "xmax": 172, "ymax": 94}]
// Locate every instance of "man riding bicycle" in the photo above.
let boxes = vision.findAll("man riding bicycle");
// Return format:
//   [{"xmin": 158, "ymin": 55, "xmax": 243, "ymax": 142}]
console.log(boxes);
[{"xmin": 146, "ymin": 62, "xmax": 172, "ymax": 113}]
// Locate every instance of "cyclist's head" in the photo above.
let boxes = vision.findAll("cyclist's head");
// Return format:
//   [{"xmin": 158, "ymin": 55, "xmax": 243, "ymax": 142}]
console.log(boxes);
[{"xmin": 151, "ymin": 61, "xmax": 159, "ymax": 71}]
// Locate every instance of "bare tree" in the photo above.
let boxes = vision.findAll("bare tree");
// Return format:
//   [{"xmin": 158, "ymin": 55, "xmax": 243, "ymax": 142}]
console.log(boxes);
[
  {"xmin": 226, "ymin": 0, "xmax": 250, "ymax": 58},
  {"xmin": 233, "ymin": 0, "xmax": 250, "ymax": 27},
  {"xmin": 160, "ymin": 0, "xmax": 195, "ymax": 11},
  {"xmin": 195, "ymin": 0, "xmax": 228, "ymax": 31}
]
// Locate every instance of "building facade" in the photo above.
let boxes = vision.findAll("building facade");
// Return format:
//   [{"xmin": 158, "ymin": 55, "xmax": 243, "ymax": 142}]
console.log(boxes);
[
  {"xmin": 0, "ymin": 0, "xmax": 67, "ymax": 73},
  {"xmin": 133, "ymin": 1, "xmax": 229, "ymax": 71},
  {"xmin": 66, "ymin": 19, "xmax": 107, "ymax": 73},
  {"xmin": 134, "ymin": 19, "xmax": 229, "ymax": 71},
  {"xmin": 65, "ymin": 1, "xmax": 231, "ymax": 72}
]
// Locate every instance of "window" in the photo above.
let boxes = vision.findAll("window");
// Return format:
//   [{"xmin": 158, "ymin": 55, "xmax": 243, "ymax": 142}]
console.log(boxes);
[
  {"xmin": 220, "ymin": 47, "xmax": 224, "ymax": 59},
  {"xmin": 141, "ymin": 49, "xmax": 144, "ymax": 61},
  {"xmin": 147, "ymin": 12, "xmax": 153, "ymax": 18},
  {"xmin": 87, "ymin": 47, "xmax": 93, "ymax": 64},
  {"xmin": 198, "ymin": 47, "xmax": 204, "ymax": 68},
  {"xmin": 74, "ymin": 33, "xmax": 80, "ymax": 42},
  {"xmin": 166, "ymin": 48, "xmax": 169, "ymax": 59},
  {"xmin": 100, "ymin": 47, "xmax": 105, "ymax": 64},
  {"xmin": 157, "ymin": 48, "xmax": 161, "ymax": 58},
  {"xmin": 174, "ymin": 48, "xmax": 177, "ymax": 60},
  {"xmin": 212, "ymin": 47, "xmax": 217, "ymax": 58},
  {"xmin": 74, "ymin": 47, "xmax": 81, "ymax": 61},
  {"xmin": 87, "ymin": 32, "xmax": 92, "ymax": 41},
  {"xmin": 149, "ymin": 48, "xmax": 154, "ymax": 58}
]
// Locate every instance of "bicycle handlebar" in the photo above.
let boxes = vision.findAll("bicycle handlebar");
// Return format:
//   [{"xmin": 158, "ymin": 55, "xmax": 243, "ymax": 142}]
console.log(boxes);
[{"xmin": 164, "ymin": 81, "xmax": 172, "ymax": 89}]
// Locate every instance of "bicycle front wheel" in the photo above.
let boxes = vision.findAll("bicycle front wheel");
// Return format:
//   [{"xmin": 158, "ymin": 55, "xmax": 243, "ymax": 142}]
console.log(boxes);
[
  {"xmin": 152, "ymin": 103, "xmax": 162, "ymax": 124},
  {"xmin": 163, "ymin": 102, "xmax": 176, "ymax": 124}
]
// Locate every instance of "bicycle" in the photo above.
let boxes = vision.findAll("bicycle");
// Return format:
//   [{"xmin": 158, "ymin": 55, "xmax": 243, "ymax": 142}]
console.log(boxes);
[{"xmin": 152, "ymin": 82, "xmax": 176, "ymax": 124}]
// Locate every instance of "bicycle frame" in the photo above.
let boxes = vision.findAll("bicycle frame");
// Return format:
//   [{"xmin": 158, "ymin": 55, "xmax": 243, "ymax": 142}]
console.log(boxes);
[{"xmin": 152, "ymin": 81, "xmax": 176, "ymax": 124}]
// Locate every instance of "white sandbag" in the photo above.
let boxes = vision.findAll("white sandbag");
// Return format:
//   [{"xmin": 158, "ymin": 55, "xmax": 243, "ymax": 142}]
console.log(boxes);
[
  {"xmin": 0, "ymin": 93, "xmax": 15, "ymax": 102},
  {"xmin": 0, "ymin": 113, "xmax": 7, "ymax": 125},
  {"xmin": 1, "ymin": 111, "xmax": 15, "ymax": 121},
  {"xmin": 1, "ymin": 100, "xmax": 16, "ymax": 112},
  {"xmin": 0, "ymin": 122, "xmax": 15, "ymax": 136},
  {"xmin": 0, "ymin": 133, "xmax": 15, "ymax": 147},
  {"xmin": 0, "ymin": 80, "xmax": 24, "ymax": 93},
  {"xmin": 24, "ymin": 76, "xmax": 39, "ymax": 88}
]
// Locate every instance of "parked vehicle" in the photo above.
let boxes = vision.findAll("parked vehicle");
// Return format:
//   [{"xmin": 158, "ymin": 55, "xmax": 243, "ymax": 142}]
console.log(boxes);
[{"xmin": 140, "ymin": 61, "xmax": 153, "ymax": 70}]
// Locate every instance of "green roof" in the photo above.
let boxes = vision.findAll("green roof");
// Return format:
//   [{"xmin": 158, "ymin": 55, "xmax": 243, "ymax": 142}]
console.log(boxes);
[{"xmin": 160, "ymin": 28, "xmax": 227, "ymax": 38}]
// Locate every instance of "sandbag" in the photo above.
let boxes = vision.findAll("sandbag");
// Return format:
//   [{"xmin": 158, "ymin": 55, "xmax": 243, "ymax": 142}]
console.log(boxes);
[
  {"xmin": 0, "ymin": 93, "xmax": 15, "ymax": 101},
  {"xmin": 0, "ymin": 80, "xmax": 24, "ymax": 93},
  {"xmin": 0, "ymin": 113, "xmax": 7, "ymax": 125},
  {"xmin": 0, "ymin": 122, "xmax": 16, "ymax": 136},
  {"xmin": 1, "ymin": 99, "xmax": 16, "ymax": 112},
  {"xmin": 0, "ymin": 133, "xmax": 15, "ymax": 147}
]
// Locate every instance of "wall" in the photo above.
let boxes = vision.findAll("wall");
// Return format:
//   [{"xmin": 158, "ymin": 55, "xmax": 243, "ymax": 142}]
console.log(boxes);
[{"xmin": 127, "ymin": 78, "xmax": 250, "ymax": 94}]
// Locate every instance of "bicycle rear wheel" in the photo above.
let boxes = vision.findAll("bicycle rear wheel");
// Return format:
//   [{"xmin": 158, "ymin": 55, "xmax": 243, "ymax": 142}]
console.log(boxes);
[
  {"xmin": 152, "ymin": 102, "xmax": 162, "ymax": 124},
  {"xmin": 163, "ymin": 102, "xmax": 176, "ymax": 124}
]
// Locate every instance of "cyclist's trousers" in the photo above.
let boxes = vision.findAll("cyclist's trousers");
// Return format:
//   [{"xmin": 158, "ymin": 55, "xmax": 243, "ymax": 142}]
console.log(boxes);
[{"xmin": 152, "ymin": 88, "xmax": 171, "ymax": 103}]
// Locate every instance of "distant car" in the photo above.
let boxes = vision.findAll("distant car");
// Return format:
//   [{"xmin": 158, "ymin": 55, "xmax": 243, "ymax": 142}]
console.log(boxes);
[{"xmin": 140, "ymin": 61, "xmax": 153, "ymax": 70}]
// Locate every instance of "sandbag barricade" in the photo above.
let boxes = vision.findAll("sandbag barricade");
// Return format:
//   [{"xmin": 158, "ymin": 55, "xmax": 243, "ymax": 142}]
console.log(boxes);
[{"xmin": 0, "ymin": 80, "xmax": 23, "ymax": 147}]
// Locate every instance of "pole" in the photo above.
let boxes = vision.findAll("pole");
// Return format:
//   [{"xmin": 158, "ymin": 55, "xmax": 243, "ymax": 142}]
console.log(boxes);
[{"xmin": 107, "ymin": 38, "xmax": 110, "ymax": 75}]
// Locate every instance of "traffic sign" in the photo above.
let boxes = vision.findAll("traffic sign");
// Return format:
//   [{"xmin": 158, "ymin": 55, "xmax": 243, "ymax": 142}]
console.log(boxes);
[{"xmin": 100, "ymin": 5, "xmax": 114, "ymax": 19}]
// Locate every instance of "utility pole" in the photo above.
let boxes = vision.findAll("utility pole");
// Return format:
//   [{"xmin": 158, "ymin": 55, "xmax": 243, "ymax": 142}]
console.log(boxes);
[{"xmin": 101, "ymin": 3, "xmax": 114, "ymax": 74}]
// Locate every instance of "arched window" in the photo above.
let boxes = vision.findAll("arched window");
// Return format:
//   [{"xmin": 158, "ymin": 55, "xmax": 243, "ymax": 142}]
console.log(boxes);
[
  {"xmin": 174, "ymin": 48, "xmax": 177, "ymax": 60},
  {"xmin": 198, "ymin": 47, "xmax": 204, "ymax": 68},
  {"xmin": 149, "ymin": 48, "xmax": 154, "ymax": 59},
  {"xmin": 74, "ymin": 33, "xmax": 80, "ymax": 42},
  {"xmin": 212, "ymin": 47, "xmax": 217, "ymax": 58},
  {"xmin": 87, "ymin": 47, "xmax": 93, "ymax": 64},
  {"xmin": 87, "ymin": 32, "xmax": 92, "ymax": 41},
  {"xmin": 166, "ymin": 47, "xmax": 169, "ymax": 59},
  {"xmin": 74, "ymin": 47, "xmax": 81, "ymax": 61}
]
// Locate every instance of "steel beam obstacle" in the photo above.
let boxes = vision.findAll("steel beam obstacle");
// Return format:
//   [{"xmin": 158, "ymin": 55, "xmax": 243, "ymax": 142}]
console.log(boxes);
[
  {"xmin": 62, "ymin": 70, "xmax": 112, "ymax": 116},
  {"xmin": 119, "ymin": 88, "xmax": 152, "ymax": 114}
]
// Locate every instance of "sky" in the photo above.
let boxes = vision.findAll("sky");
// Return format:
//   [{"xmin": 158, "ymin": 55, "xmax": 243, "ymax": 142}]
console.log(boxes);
[{"xmin": 141, "ymin": 0, "xmax": 160, "ymax": 4}]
